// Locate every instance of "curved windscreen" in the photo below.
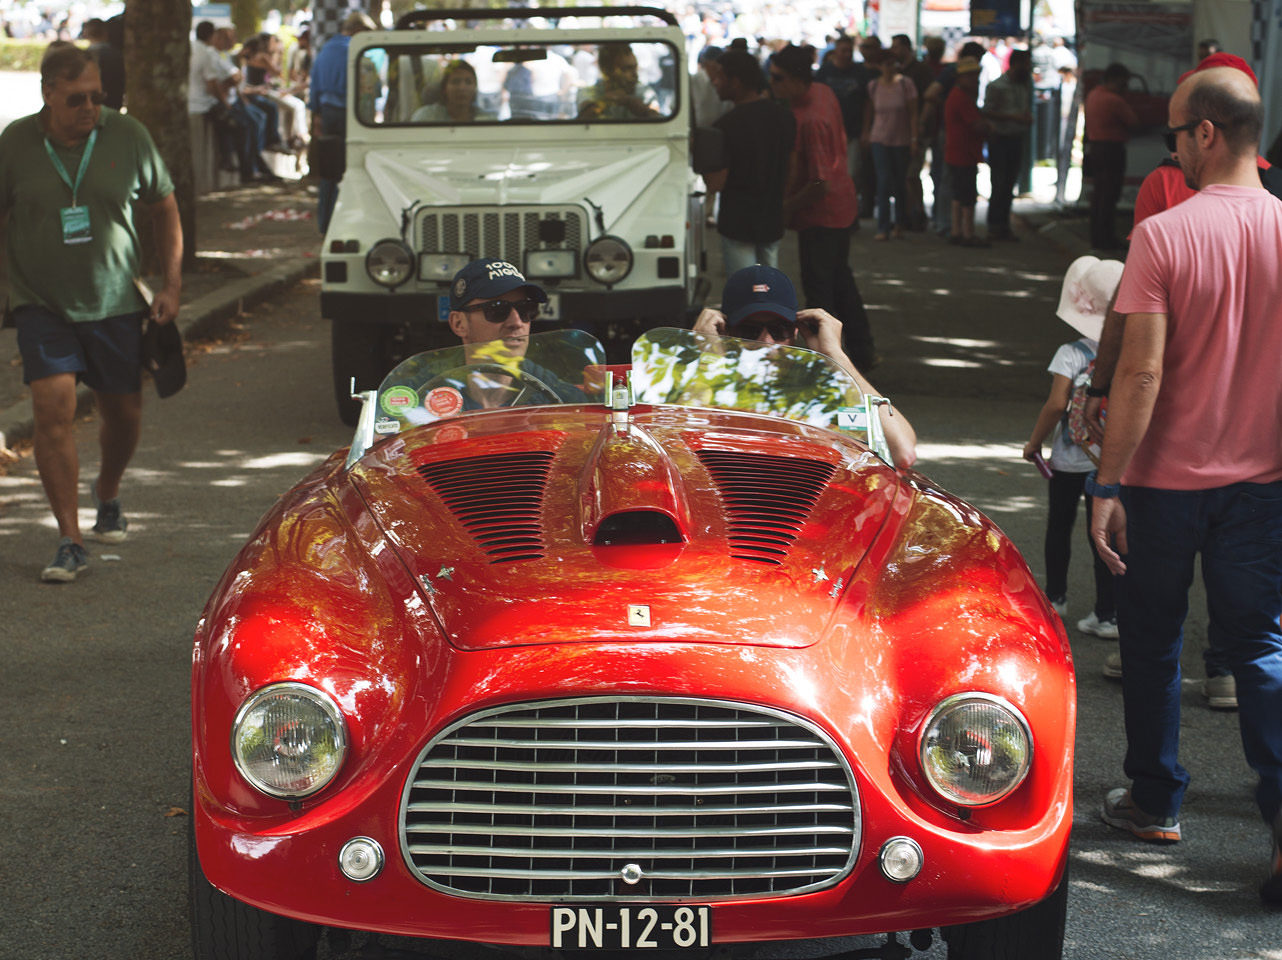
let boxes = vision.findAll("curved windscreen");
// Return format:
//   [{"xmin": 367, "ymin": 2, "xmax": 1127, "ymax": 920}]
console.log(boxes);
[
  {"xmin": 356, "ymin": 41, "xmax": 679, "ymax": 126},
  {"xmin": 372, "ymin": 329, "xmax": 609, "ymax": 434},
  {"xmin": 629, "ymin": 328, "xmax": 870, "ymax": 431}
]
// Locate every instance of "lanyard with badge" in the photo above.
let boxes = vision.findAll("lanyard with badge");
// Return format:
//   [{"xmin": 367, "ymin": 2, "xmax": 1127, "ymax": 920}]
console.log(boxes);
[{"xmin": 44, "ymin": 127, "xmax": 97, "ymax": 245}]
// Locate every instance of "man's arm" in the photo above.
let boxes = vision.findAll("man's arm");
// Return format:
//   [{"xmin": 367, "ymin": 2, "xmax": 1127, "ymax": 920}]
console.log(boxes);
[
  {"xmin": 1089, "ymin": 310, "xmax": 1165, "ymax": 573},
  {"xmin": 1083, "ymin": 294, "xmax": 1124, "ymax": 442},
  {"xmin": 148, "ymin": 193, "xmax": 183, "ymax": 325},
  {"xmin": 796, "ymin": 307, "xmax": 917, "ymax": 469},
  {"xmin": 703, "ymin": 167, "xmax": 728, "ymax": 193}
]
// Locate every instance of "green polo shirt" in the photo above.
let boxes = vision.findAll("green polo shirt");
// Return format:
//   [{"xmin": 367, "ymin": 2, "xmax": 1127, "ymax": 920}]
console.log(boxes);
[{"xmin": 0, "ymin": 106, "xmax": 174, "ymax": 322}]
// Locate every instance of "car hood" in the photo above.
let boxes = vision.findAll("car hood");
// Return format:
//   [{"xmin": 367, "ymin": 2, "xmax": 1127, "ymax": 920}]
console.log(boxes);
[
  {"xmin": 349, "ymin": 408, "xmax": 905, "ymax": 651},
  {"xmin": 361, "ymin": 143, "xmax": 673, "ymax": 216}
]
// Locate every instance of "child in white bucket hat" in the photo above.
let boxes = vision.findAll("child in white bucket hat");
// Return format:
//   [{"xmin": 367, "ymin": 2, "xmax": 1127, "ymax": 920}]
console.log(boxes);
[{"xmin": 1022, "ymin": 255, "xmax": 1124, "ymax": 636}]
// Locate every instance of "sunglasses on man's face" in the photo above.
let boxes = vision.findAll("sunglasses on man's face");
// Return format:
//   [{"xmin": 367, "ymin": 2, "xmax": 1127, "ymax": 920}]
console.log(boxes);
[
  {"xmin": 65, "ymin": 90, "xmax": 107, "ymax": 108},
  {"xmin": 1163, "ymin": 118, "xmax": 1224, "ymax": 152},
  {"xmin": 738, "ymin": 318, "xmax": 797, "ymax": 342},
  {"xmin": 465, "ymin": 299, "xmax": 541, "ymax": 324}
]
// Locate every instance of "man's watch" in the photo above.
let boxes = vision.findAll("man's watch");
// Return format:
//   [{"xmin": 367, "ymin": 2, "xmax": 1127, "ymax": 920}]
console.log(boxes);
[
  {"xmin": 1084, "ymin": 471, "xmax": 1121, "ymax": 498},
  {"xmin": 1085, "ymin": 385, "xmax": 1109, "ymax": 398}
]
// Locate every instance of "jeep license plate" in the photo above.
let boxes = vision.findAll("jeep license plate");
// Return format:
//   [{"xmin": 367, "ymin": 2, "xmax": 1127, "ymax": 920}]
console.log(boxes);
[
  {"xmin": 538, "ymin": 293, "xmax": 560, "ymax": 322},
  {"xmin": 550, "ymin": 905, "xmax": 711, "ymax": 950}
]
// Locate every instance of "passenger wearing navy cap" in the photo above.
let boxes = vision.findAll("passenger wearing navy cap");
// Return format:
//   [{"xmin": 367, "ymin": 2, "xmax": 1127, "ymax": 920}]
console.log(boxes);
[{"xmin": 694, "ymin": 265, "xmax": 916, "ymax": 468}]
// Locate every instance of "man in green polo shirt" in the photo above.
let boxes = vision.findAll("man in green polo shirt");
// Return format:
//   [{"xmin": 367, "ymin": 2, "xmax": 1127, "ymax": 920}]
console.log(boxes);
[{"xmin": 0, "ymin": 44, "xmax": 182, "ymax": 582}]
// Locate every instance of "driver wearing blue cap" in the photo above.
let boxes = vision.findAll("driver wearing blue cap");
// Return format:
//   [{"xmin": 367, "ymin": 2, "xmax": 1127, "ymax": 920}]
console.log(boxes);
[
  {"xmin": 694, "ymin": 264, "xmax": 917, "ymax": 468},
  {"xmin": 447, "ymin": 258, "xmax": 549, "ymax": 359}
]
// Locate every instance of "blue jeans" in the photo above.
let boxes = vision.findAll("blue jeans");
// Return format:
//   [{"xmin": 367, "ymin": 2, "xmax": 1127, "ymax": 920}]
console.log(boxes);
[
  {"xmin": 317, "ymin": 104, "xmax": 347, "ymax": 235},
  {"xmin": 1117, "ymin": 482, "xmax": 1282, "ymax": 824},
  {"xmin": 720, "ymin": 235, "xmax": 780, "ymax": 275},
  {"xmin": 870, "ymin": 143, "xmax": 908, "ymax": 235}
]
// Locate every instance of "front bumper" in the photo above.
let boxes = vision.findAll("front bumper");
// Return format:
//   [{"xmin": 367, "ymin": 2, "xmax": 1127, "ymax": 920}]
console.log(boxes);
[{"xmin": 319, "ymin": 286, "xmax": 688, "ymax": 327}]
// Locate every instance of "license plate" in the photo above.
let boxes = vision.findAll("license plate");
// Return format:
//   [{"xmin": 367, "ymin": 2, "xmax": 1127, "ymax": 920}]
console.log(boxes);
[
  {"xmin": 551, "ymin": 904, "xmax": 711, "ymax": 950},
  {"xmin": 538, "ymin": 292, "xmax": 560, "ymax": 322}
]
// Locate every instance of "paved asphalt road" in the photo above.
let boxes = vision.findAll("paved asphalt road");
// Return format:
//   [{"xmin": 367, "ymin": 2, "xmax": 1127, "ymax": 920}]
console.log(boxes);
[{"xmin": 2, "ymin": 223, "xmax": 1281, "ymax": 960}]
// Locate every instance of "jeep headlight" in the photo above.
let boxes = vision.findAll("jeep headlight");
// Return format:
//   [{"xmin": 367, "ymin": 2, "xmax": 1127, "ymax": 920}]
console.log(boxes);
[
  {"xmin": 232, "ymin": 683, "xmax": 348, "ymax": 799},
  {"xmin": 365, "ymin": 239, "xmax": 414, "ymax": 288},
  {"xmin": 584, "ymin": 236, "xmax": 632, "ymax": 285},
  {"xmin": 920, "ymin": 693, "xmax": 1031, "ymax": 806},
  {"xmin": 525, "ymin": 249, "xmax": 577, "ymax": 279}
]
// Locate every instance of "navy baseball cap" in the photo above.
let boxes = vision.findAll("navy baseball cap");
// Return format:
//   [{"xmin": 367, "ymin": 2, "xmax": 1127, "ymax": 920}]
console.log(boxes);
[
  {"xmin": 449, "ymin": 259, "xmax": 548, "ymax": 310},
  {"xmin": 721, "ymin": 265, "xmax": 797, "ymax": 327}
]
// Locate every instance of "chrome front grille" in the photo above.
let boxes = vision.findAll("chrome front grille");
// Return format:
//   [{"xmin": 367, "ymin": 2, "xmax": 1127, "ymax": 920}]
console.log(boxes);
[
  {"xmin": 416, "ymin": 206, "xmax": 585, "ymax": 264},
  {"xmin": 400, "ymin": 698, "xmax": 860, "ymax": 901}
]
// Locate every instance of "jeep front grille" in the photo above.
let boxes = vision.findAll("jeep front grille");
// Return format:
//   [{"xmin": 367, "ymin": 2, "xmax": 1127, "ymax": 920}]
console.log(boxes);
[
  {"xmin": 400, "ymin": 697, "xmax": 860, "ymax": 901},
  {"xmin": 417, "ymin": 206, "xmax": 585, "ymax": 265}
]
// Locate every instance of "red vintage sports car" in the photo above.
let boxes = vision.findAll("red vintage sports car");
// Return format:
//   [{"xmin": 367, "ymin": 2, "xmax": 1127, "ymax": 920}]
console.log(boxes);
[{"xmin": 191, "ymin": 329, "xmax": 1075, "ymax": 960}]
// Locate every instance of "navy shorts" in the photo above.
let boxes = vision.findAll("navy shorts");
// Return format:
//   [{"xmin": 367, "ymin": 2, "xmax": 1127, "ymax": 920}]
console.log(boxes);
[
  {"xmin": 948, "ymin": 164, "xmax": 979, "ymax": 206},
  {"xmin": 15, "ymin": 305, "xmax": 146, "ymax": 394}
]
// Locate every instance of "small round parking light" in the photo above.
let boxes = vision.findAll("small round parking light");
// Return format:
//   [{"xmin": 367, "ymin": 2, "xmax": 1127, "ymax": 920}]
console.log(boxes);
[
  {"xmin": 339, "ymin": 837, "xmax": 385, "ymax": 882},
  {"xmin": 878, "ymin": 837, "xmax": 924, "ymax": 883}
]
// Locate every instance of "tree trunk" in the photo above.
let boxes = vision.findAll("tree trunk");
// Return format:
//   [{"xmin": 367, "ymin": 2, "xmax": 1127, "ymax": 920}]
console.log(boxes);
[{"xmin": 124, "ymin": 0, "xmax": 196, "ymax": 270}]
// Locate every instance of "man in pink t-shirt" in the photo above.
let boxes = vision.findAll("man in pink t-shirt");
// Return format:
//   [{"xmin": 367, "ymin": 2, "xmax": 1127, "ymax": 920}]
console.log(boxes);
[
  {"xmin": 769, "ymin": 44, "xmax": 876, "ymax": 371},
  {"xmin": 1088, "ymin": 65, "xmax": 1282, "ymax": 904}
]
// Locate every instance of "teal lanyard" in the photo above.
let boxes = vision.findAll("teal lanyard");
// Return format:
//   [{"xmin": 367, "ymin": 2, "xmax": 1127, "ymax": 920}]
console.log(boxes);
[{"xmin": 43, "ymin": 127, "xmax": 98, "ymax": 206}]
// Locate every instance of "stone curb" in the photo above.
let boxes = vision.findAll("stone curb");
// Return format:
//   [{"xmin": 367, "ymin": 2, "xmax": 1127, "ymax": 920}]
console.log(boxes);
[{"xmin": 0, "ymin": 256, "xmax": 319, "ymax": 452}]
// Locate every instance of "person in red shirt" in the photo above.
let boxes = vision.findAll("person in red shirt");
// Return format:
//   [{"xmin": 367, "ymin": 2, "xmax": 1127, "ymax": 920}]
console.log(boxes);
[
  {"xmin": 1083, "ymin": 63, "xmax": 1138, "ymax": 250},
  {"xmin": 943, "ymin": 58, "xmax": 991, "ymax": 246},
  {"xmin": 770, "ymin": 44, "xmax": 877, "ymax": 370}
]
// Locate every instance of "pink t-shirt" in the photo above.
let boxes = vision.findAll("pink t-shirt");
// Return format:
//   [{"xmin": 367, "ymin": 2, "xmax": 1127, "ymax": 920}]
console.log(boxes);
[
  {"xmin": 1114, "ymin": 184, "xmax": 1282, "ymax": 489},
  {"xmin": 868, "ymin": 75, "xmax": 917, "ymax": 147},
  {"xmin": 787, "ymin": 82, "xmax": 859, "ymax": 231}
]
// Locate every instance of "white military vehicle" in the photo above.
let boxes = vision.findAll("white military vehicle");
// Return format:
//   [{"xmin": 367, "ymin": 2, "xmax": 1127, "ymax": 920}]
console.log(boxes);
[{"xmin": 321, "ymin": 6, "xmax": 714, "ymax": 423}]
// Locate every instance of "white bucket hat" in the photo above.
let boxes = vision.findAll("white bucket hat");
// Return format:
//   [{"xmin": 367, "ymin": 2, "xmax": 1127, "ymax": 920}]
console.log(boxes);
[{"xmin": 1056, "ymin": 255, "xmax": 1124, "ymax": 341}]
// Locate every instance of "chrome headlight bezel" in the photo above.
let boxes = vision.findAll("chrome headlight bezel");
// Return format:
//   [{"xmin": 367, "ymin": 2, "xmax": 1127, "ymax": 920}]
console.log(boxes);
[
  {"xmin": 365, "ymin": 238, "xmax": 415, "ymax": 288},
  {"xmin": 231, "ymin": 682, "xmax": 348, "ymax": 800},
  {"xmin": 918, "ymin": 692, "xmax": 1032, "ymax": 807},
  {"xmin": 584, "ymin": 235, "xmax": 633, "ymax": 286}
]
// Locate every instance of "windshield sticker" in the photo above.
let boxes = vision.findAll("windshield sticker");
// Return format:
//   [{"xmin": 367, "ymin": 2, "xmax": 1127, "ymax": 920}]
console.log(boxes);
[
  {"xmin": 836, "ymin": 408, "xmax": 870, "ymax": 432},
  {"xmin": 425, "ymin": 387, "xmax": 465, "ymax": 418},
  {"xmin": 381, "ymin": 385, "xmax": 419, "ymax": 416},
  {"xmin": 374, "ymin": 417, "xmax": 401, "ymax": 435}
]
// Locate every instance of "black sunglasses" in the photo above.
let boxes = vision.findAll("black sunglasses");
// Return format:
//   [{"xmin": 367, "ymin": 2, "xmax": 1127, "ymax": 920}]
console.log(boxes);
[
  {"xmin": 465, "ymin": 299, "xmax": 541, "ymax": 324},
  {"xmin": 738, "ymin": 318, "xmax": 797, "ymax": 341},
  {"xmin": 1163, "ymin": 118, "xmax": 1224, "ymax": 152},
  {"xmin": 65, "ymin": 90, "xmax": 107, "ymax": 108}
]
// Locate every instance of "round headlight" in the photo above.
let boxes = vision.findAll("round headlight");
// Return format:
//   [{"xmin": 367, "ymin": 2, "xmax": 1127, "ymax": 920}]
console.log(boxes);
[
  {"xmin": 584, "ymin": 236, "xmax": 632, "ymax": 286},
  {"xmin": 231, "ymin": 683, "xmax": 348, "ymax": 799},
  {"xmin": 365, "ymin": 239, "xmax": 414, "ymax": 288},
  {"xmin": 919, "ymin": 693, "xmax": 1031, "ymax": 806}
]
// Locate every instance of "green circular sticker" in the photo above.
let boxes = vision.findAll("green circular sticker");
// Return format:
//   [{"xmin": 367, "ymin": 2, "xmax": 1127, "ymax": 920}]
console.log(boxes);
[{"xmin": 380, "ymin": 385, "xmax": 420, "ymax": 417}]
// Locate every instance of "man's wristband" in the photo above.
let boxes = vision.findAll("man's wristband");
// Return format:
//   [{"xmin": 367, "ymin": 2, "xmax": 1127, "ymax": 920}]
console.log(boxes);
[
  {"xmin": 1084, "ymin": 471, "xmax": 1120, "ymax": 498},
  {"xmin": 1085, "ymin": 385, "xmax": 1109, "ymax": 398}
]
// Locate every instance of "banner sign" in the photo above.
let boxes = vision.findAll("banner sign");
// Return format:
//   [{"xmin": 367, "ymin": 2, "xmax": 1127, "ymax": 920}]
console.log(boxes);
[{"xmin": 971, "ymin": 0, "xmax": 1022, "ymax": 36}]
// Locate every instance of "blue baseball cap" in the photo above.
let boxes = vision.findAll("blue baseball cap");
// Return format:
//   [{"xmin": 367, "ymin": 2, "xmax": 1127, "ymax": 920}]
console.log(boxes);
[
  {"xmin": 721, "ymin": 265, "xmax": 797, "ymax": 327},
  {"xmin": 449, "ymin": 259, "xmax": 548, "ymax": 310}
]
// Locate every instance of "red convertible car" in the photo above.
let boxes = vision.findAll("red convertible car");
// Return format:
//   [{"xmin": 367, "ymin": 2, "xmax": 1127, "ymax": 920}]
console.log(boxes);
[{"xmin": 191, "ymin": 329, "xmax": 1075, "ymax": 960}]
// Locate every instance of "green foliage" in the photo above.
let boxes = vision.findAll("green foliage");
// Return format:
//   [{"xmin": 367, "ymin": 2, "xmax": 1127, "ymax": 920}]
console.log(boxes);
[{"xmin": 0, "ymin": 39, "xmax": 49, "ymax": 73}]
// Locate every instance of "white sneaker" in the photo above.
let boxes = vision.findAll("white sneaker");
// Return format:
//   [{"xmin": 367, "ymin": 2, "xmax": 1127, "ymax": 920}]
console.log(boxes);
[
  {"xmin": 1102, "ymin": 651, "xmax": 1122, "ymax": 679},
  {"xmin": 1077, "ymin": 612, "xmax": 1119, "ymax": 639},
  {"xmin": 1202, "ymin": 674, "xmax": 1238, "ymax": 710},
  {"xmin": 1049, "ymin": 596, "xmax": 1068, "ymax": 616}
]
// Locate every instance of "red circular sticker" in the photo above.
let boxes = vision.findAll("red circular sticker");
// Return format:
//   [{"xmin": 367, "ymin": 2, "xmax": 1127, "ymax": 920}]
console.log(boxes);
[
  {"xmin": 435, "ymin": 424, "xmax": 468, "ymax": 445},
  {"xmin": 425, "ymin": 387, "xmax": 464, "ymax": 418}
]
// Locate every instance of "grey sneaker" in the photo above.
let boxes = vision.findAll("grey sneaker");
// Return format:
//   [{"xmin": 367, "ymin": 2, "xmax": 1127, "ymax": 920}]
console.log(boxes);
[
  {"xmin": 1077, "ymin": 611, "xmax": 1119, "ymax": 639},
  {"xmin": 92, "ymin": 492, "xmax": 128, "ymax": 543},
  {"xmin": 1049, "ymin": 595, "xmax": 1068, "ymax": 616},
  {"xmin": 1203, "ymin": 674, "xmax": 1238, "ymax": 710},
  {"xmin": 1101, "ymin": 787, "xmax": 1181, "ymax": 843},
  {"xmin": 41, "ymin": 538, "xmax": 88, "ymax": 583},
  {"xmin": 1102, "ymin": 651, "xmax": 1123, "ymax": 679}
]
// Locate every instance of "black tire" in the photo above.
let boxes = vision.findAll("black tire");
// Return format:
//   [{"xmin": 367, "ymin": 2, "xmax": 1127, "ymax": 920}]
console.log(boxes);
[
  {"xmin": 331, "ymin": 319, "xmax": 395, "ymax": 427},
  {"xmin": 189, "ymin": 816, "xmax": 321, "ymax": 960},
  {"xmin": 942, "ymin": 858, "xmax": 1069, "ymax": 960}
]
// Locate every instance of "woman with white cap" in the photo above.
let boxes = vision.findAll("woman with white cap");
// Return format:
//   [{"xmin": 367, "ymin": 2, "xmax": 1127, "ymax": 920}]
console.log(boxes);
[{"xmin": 1022, "ymin": 255, "xmax": 1123, "ymax": 635}]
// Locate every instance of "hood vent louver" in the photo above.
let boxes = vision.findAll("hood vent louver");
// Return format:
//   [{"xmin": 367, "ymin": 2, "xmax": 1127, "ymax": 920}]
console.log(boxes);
[
  {"xmin": 416, "ymin": 451, "xmax": 555, "ymax": 563},
  {"xmin": 697, "ymin": 451, "xmax": 837, "ymax": 565}
]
